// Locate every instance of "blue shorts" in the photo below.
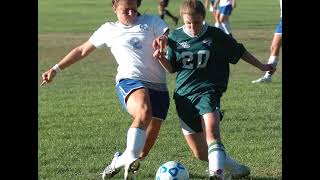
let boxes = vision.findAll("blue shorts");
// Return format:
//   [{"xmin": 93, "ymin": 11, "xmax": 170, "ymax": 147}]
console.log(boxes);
[
  {"xmin": 275, "ymin": 17, "xmax": 282, "ymax": 35},
  {"xmin": 116, "ymin": 79, "xmax": 170, "ymax": 120},
  {"xmin": 219, "ymin": 5, "xmax": 233, "ymax": 16}
]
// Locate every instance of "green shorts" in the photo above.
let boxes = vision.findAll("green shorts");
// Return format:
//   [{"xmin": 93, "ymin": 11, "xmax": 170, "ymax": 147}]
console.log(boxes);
[{"xmin": 174, "ymin": 90, "xmax": 223, "ymax": 135}]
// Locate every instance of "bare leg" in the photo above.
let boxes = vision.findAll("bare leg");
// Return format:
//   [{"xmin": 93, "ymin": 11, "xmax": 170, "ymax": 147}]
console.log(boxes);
[
  {"xmin": 219, "ymin": 14, "xmax": 231, "ymax": 35},
  {"xmin": 252, "ymin": 26, "xmax": 282, "ymax": 83},
  {"xmin": 158, "ymin": 4, "xmax": 165, "ymax": 19},
  {"xmin": 114, "ymin": 88, "xmax": 152, "ymax": 169},
  {"xmin": 126, "ymin": 88, "xmax": 152, "ymax": 129},
  {"xmin": 270, "ymin": 34, "xmax": 282, "ymax": 56},
  {"xmin": 263, "ymin": 34, "xmax": 282, "ymax": 78},
  {"xmin": 164, "ymin": 9, "xmax": 179, "ymax": 25},
  {"xmin": 140, "ymin": 118, "xmax": 162, "ymax": 158},
  {"xmin": 182, "ymin": 113, "xmax": 249, "ymax": 178},
  {"xmin": 184, "ymin": 132, "xmax": 208, "ymax": 161},
  {"xmin": 214, "ymin": 11, "xmax": 220, "ymax": 26},
  {"xmin": 102, "ymin": 88, "xmax": 153, "ymax": 179}
]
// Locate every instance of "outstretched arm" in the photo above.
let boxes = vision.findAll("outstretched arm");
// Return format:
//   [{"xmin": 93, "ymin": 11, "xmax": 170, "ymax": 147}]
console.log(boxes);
[
  {"xmin": 41, "ymin": 41, "xmax": 96, "ymax": 86},
  {"xmin": 152, "ymin": 30, "xmax": 174, "ymax": 73},
  {"xmin": 153, "ymin": 49, "xmax": 174, "ymax": 73},
  {"xmin": 241, "ymin": 50, "xmax": 276, "ymax": 73},
  {"xmin": 152, "ymin": 29, "xmax": 169, "ymax": 53}
]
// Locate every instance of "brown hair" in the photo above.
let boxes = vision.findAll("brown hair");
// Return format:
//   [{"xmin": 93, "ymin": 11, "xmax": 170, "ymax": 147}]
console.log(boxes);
[
  {"xmin": 112, "ymin": 0, "xmax": 141, "ymax": 7},
  {"xmin": 180, "ymin": 0, "xmax": 206, "ymax": 19}
]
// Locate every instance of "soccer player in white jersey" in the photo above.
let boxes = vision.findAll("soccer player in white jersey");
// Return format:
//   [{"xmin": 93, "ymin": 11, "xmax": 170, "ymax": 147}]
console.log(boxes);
[
  {"xmin": 214, "ymin": 0, "xmax": 236, "ymax": 35},
  {"xmin": 41, "ymin": 0, "xmax": 170, "ymax": 179},
  {"xmin": 252, "ymin": 0, "xmax": 282, "ymax": 83}
]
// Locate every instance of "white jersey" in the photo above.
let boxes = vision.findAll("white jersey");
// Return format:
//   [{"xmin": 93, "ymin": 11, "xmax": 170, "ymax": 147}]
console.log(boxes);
[
  {"xmin": 219, "ymin": 0, "xmax": 233, "ymax": 6},
  {"xmin": 89, "ymin": 15, "xmax": 169, "ymax": 83}
]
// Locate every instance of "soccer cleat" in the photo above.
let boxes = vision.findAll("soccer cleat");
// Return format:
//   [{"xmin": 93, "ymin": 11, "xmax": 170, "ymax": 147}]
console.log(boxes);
[
  {"xmin": 230, "ymin": 164, "xmax": 250, "ymax": 179},
  {"xmin": 101, "ymin": 152, "xmax": 122, "ymax": 180},
  {"xmin": 124, "ymin": 158, "xmax": 140, "ymax": 180},
  {"xmin": 208, "ymin": 169, "xmax": 224, "ymax": 180},
  {"xmin": 251, "ymin": 76, "xmax": 272, "ymax": 83}
]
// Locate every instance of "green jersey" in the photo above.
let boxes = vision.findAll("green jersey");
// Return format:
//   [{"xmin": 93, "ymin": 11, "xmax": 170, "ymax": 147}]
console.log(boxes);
[{"xmin": 166, "ymin": 23, "xmax": 246, "ymax": 98}]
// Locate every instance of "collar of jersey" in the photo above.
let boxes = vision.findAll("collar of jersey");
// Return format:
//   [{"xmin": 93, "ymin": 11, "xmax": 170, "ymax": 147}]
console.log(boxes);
[
  {"xmin": 182, "ymin": 22, "xmax": 208, "ymax": 38},
  {"xmin": 116, "ymin": 17, "xmax": 139, "ymax": 28}
]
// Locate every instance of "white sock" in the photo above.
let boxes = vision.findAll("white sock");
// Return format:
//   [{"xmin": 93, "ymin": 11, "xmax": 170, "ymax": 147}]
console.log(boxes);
[
  {"xmin": 209, "ymin": 4, "xmax": 214, "ymax": 12},
  {"xmin": 264, "ymin": 56, "xmax": 278, "ymax": 78},
  {"xmin": 215, "ymin": 22, "xmax": 220, "ymax": 28},
  {"xmin": 220, "ymin": 22, "xmax": 231, "ymax": 35},
  {"xmin": 208, "ymin": 141, "xmax": 226, "ymax": 175},
  {"xmin": 115, "ymin": 128, "xmax": 146, "ymax": 169}
]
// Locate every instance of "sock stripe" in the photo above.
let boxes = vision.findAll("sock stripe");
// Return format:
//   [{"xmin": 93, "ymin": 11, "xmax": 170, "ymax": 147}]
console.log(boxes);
[
  {"xmin": 208, "ymin": 147, "xmax": 226, "ymax": 155},
  {"xmin": 208, "ymin": 141, "xmax": 225, "ymax": 149}
]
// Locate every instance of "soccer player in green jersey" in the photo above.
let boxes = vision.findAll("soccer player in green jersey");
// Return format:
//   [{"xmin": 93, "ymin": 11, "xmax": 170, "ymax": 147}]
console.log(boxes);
[{"xmin": 153, "ymin": 0, "xmax": 275, "ymax": 179}]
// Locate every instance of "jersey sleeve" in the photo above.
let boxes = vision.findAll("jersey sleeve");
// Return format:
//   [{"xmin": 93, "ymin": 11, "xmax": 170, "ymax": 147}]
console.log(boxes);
[
  {"xmin": 152, "ymin": 16, "xmax": 169, "ymax": 36},
  {"xmin": 88, "ymin": 23, "xmax": 110, "ymax": 48},
  {"xmin": 220, "ymin": 33, "xmax": 246, "ymax": 64}
]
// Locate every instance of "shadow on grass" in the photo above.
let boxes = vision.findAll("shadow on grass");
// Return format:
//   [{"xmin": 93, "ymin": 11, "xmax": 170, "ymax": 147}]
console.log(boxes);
[
  {"xmin": 94, "ymin": 172, "xmax": 282, "ymax": 180},
  {"xmin": 247, "ymin": 177, "xmax": 281, "ymax": 180},
  {"xmin": 188, "ymin": 173, "xmax": 281, "ymax": 180}
]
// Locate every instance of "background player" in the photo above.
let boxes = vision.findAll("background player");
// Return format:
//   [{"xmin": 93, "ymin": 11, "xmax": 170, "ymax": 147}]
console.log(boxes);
[
  {"xmin": 214, "ymin": 0, "xmax": 236, "ymax": 35},
  {"xmin": 158, "ymin": 0, "xmax": 179, "ymax": 25},
  {"xmin": 204, "ymin": 0, "xmax": 220, "ymax": 27},
  {"xmin": 252, "ymin": 0, "xmax": 282, "ymax": 83}
]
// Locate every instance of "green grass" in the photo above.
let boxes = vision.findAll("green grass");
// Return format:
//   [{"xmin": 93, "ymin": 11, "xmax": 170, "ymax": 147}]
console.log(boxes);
[{"xmin": 38, "ymin": 0, "xmax": 282, "ymax": 179}]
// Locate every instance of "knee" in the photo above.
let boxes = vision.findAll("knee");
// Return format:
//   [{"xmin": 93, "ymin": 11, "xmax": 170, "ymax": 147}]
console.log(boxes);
[
  {"xmin": 134, "ymin": 105, "xmax": 152, "ymax": 127},
  {"xmin": 141, "ymin": 105, "xmax": 152, "ymax": 120},
  {"xmin": 270, "ymin": 44, "xmax": 276, "ymax": 53},
  {"xmin": 270, "ymin": 42, "xmax": 281, "ymax": 55},
  {"xmin": 270, "ymin": 46, "xmax": 280, "ymax": 56}
]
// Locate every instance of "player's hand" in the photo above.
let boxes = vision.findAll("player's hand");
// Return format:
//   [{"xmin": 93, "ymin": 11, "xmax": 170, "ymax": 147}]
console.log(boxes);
[
  {"xmin": 261, "ymin": 64, "xmax": 276, "ymax": 74},
  {"xmin": 153, "ymin": 49, "xmax": 166, "ymax": 60},
  {"xmin": 41, "ymin": 69, "xmax": 57, "ymax": 86},
  {"xmin": 152, "ymin": 35, "xmax": 168, "ymax": 53}
]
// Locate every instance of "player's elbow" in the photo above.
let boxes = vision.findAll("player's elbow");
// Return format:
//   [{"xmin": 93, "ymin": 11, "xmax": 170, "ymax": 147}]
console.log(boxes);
[{"xmin": 79, "ymin": 41, "xmax": 96, "ymax": 57}]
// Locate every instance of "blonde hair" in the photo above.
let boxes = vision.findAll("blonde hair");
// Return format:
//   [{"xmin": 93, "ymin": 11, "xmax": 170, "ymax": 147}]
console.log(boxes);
[
  {"xmin": 180, "ymin": 0, "xmax": 206, "ymax": 18},
  {"xmin": 112, "ymin": 0, "xmax": 141, "ymax": 7}
]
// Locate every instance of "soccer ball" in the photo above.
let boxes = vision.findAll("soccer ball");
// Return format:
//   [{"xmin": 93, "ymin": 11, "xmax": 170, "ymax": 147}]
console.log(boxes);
[{"xmin": 155, "ymin": 161, "xmax": 190, "ymax": 180}]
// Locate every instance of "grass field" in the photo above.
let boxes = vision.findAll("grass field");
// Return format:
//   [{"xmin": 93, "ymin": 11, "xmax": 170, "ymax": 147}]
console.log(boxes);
[{"xmin": 38, "ymin": 0, "xmax": 282, "ymax": 179}]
